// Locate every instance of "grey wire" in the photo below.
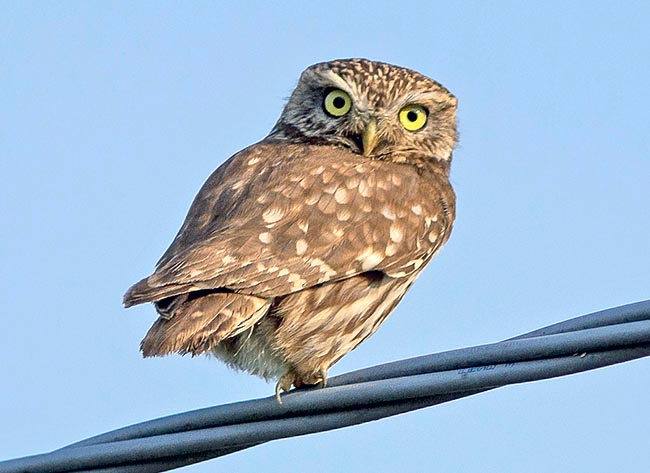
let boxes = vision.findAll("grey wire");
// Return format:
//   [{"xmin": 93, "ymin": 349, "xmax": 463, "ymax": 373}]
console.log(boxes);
[{"xmin": 1, "ymin": 300, "xmax": 649, "ymax": 473}]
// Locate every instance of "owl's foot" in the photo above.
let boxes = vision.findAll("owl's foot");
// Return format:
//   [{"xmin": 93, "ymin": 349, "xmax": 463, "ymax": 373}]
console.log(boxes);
[{"xmin": 275, "ymin": 368, "xmax": 330, "ymax": 403}]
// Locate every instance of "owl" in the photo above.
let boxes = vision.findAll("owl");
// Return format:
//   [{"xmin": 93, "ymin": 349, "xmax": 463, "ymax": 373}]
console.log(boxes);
[{"xmin": 124, "ymin": 58, "xmax": 457, "ymax": 400}]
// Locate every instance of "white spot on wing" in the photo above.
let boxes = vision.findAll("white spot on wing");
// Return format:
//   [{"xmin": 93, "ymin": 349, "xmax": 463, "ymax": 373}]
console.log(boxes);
[
  {"xmin": 389, "ymin": 224, "xmax": 404, "ymax": 243},
  {"xmin": 411, "ymin": 204, "xmax": 423, "ymax": 215},
  {"xmin": 381, "ymin": 207, "xmax": 396, "ymax": 220},
  {"xmin": 360, "ymin": 251, "xmax": 384, "ymax": 271},
  {"xmin": 256, "ymin": 193, "xmax": 271, "ymax": 204},
  {"xmin": 410, "ymin": 259, "xmax": 424, "ymax": 270},
  {"xmin": 222, "ymin": 255, "xmax": 235, "ymax": 265},
  {"xmin": 385, "ymin": 243, "xmax": 399, "ymax": 257},
  {"xmin": 321, "ymin": 170, "xmax": 335, "ymax": 184},
  {"xmin": 262, "ymin": 207, "xmax": 285, "ymax": 224},
  {"xmin": 309, "ymin": 258, "xmax": 337, "ymax": 278},
  {"xmin": 334, "ymin": 188, "xmax": 351, "ymax": 204},
  {"xmin": 258, "ymin": 232, "xmax": 272, "ymax": 244},
  {"xmin": 358, "ymin": 179, "xmax": 372, "ymax": 197},
  {"xmin": 287, "ymin": 273, "xmax": 307, "ymax": 290},
  {"xmin": 297, "ymin": 221, "xmax": 309, "ymax": 233},
  {"xmin": 295, "ymin": 239, "xmax": 308, "ymax": 256},
  {"xmin": 288, "ymin": 273, "xmax": 302, "ymax": 282}
]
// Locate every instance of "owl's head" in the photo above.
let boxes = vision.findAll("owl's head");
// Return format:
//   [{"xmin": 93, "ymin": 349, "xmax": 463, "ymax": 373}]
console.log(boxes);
[{"xmin": 269, "ymin": 58, "xmax": 457, "ymax": 168}]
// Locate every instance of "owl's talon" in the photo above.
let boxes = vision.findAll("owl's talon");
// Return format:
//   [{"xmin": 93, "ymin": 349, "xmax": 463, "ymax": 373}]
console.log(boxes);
[
  {"xmin": 275, "ymin": 382, "xmax": 283, "ymax": 404},
  {"xmin": 275, "ymin": 372, "xmax": 296, "ymax": 404},
  {"xmin": 319, "ymin": 368, "xmax": 328, "ymax": 388}
]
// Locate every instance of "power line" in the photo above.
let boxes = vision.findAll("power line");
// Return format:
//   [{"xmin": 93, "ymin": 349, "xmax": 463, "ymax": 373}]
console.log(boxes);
[{"xmin": 2, "ymin": 300, "xmax": 649, "ymax": 473}]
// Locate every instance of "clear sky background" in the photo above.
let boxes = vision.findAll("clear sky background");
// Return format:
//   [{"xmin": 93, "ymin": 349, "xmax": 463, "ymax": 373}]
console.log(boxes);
[{"xmin": 2, "ymin": 2, "xmax": 649, "ymax": 471}]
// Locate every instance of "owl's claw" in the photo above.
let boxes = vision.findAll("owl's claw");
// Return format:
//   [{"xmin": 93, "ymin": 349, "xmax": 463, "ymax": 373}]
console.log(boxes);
[
  {"xmin": 319, "ymin": 368, "xmax": 328, "ymax": 388},
  {"xmin": 275, "ymin": 372, "xmax": 296, "ymax": 404},
  {"xmin": 275, "ymin": 382, "xmax": 283, "ymax": 404}
]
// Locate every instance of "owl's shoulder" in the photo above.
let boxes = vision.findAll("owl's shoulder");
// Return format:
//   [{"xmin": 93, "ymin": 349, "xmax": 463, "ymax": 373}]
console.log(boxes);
[{"xmin": 157, "ymin": 141, "xmax": 347, "ymax": 264}]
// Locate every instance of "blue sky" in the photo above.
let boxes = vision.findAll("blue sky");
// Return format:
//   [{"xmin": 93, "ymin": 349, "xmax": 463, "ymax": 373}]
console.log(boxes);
[{"xmin": 2, "ymin": 2, "xmax": 649, "ymax": 471}]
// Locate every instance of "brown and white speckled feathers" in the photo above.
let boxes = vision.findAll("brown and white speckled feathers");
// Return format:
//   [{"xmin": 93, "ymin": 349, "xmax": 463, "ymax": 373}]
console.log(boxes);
[
  {"xmin": 270, "ymin": 59, "xmax": 457, "ymax": 163},
  {"xmin": 124, "ymin": 58, "xmax": 457, "ymax": 395}
]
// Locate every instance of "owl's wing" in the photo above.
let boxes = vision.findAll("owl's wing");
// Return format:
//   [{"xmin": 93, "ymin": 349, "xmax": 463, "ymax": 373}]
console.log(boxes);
[{"xmin": 124, "ymin": 142, "xmax": 454, "ymax": 307}]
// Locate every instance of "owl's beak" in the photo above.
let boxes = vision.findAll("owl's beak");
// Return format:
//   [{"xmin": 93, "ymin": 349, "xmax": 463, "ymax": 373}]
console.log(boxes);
[{"xmin": 362, "ymin": 118, "xmax": 378, "ymax": 156}]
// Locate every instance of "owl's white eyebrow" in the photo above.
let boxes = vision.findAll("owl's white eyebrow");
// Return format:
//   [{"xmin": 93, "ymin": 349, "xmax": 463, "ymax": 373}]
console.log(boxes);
[
  {"xmin": 404, "ymin": 90, "xmax": 452, "ymax": 107},
  {"xmin": 318, "ymin": 70, "xmax": 354, "ymax": 94}
]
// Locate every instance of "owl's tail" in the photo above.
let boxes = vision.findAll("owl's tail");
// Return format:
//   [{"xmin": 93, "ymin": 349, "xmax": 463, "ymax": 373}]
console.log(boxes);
[
  {"xmin": 123, "ymin": 277, "xmax": 196, "ymax": 308},
  {"xmin": 139, "ymin": 292, "xmax": 271, "ymax": 357}
]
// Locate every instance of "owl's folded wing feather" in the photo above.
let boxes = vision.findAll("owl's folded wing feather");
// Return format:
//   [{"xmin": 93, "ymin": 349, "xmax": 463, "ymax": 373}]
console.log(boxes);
[{"xmin": 124, "ymin": 143, "xmax": 454, "ymax": 307}]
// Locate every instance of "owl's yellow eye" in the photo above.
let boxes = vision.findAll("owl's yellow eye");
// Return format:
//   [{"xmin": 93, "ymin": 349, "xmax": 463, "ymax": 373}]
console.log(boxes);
[
  {"xmin": 399, "ymin": 105, "xmax": 428, "ymax": 131},
  {"xmin": 323, "ymin": 89, "xmax": 352, "ymax": 117}
]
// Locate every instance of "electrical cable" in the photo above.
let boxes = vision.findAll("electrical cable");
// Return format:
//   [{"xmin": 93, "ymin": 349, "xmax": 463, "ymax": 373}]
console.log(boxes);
[{"xmin": 1, "ymin": 300, "xmax": 648, "ymax": 473}]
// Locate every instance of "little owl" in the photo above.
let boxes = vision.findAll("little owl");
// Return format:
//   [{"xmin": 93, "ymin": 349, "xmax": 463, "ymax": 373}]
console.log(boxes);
[{"xmin": 124, "ymin": 58, "xmax": 457, "ymax": 400}]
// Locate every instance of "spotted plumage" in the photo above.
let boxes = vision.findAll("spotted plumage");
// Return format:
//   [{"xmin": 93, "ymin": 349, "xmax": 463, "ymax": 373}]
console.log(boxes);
[{"xmin": 124, "ymin": 58, "xmax": 457, "ymax": 399}]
